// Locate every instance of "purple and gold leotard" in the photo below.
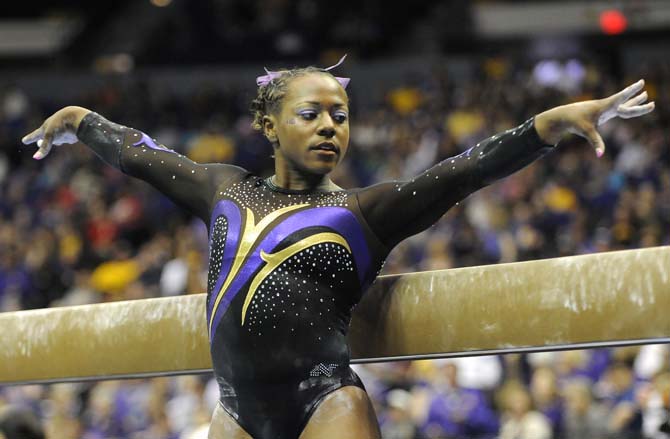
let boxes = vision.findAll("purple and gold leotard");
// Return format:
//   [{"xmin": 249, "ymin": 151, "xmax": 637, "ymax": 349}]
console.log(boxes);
[{"xmin": 77, "ymin": 112, "xmax": 553, "ymax": 438}]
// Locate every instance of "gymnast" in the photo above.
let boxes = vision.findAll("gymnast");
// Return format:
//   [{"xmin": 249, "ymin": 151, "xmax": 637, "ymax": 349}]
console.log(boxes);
[{"xmin": 22, "ymin": 57, "xmax": 654, "ymax": 439}]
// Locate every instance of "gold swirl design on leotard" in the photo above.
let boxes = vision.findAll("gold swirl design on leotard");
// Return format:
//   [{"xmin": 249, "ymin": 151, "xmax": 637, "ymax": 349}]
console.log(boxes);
[
  {"xmin": 208, "ymin": 203, "xmax": 310, "ymax": 335},
  {"xmin": 241, "ymin": 232, "xmax": 351, "ymax": 326}
]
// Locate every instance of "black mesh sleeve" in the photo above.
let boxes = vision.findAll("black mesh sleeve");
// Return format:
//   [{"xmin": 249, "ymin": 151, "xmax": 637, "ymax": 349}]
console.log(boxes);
[
  {"xmin": 76, "ymin": 112, "xmax": 247, "ymax": 223},
  {"xmin": 355, "ymin": 117, "xmax": 556, "ymax": 249}
]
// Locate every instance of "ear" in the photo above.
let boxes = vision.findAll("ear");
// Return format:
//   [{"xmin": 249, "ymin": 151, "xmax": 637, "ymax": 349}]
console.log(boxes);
[{"xmin": 262, "ymin": 115, "xmax": 278, "ymax": 145}]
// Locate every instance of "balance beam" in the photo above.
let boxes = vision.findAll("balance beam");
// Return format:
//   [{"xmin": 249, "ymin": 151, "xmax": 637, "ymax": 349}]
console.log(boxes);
[{"xmin": 1, "ymin": 246, "xmax": 669, "ymax": 385}]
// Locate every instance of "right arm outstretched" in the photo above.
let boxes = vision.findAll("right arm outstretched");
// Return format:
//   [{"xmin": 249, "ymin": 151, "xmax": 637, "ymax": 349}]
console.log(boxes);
[{"xmin": 22, "ymin": 106, "xmax": 246, "ymax": 223}]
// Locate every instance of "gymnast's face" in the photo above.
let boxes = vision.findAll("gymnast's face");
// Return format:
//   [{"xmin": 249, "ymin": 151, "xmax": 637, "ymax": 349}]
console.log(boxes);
[{"xmin": 265, "ymin": 73, "xmax": 350, "ymax": 175}]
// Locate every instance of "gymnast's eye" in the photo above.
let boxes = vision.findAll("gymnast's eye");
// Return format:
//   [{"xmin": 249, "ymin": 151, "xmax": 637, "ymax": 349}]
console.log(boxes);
[
  {"xmin": 333, "ymin": 111, "xmax": 348, "ymax": 123},
  {"xmin": 298, "ymin": 111, "xmax": 317, "ymax": 120}
]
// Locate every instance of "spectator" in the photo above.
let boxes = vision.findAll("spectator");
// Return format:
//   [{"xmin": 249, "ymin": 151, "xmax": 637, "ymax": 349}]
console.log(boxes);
[
  {"xmin": 422, "ymin": 361, "xmax": 499, "ymax": 438},
  {"xmin": 597, "ymin": 362, "xmax": 643, "ymax": 438},
  {"xmin": 0, "ymin": 405, "xmax": 45, "ymax": 439},
  {"xmin": 380, "ymin": 389, "xmax": 426, "ymax": 439},
  {"xmin": 531, "ymin": 367, "xmax": 564, "ymax": 436},
  {"xmin": 499, "ymin": 381, "xmax": 553, "ymax": 439},
  {"xmin": 561, "ymin": 378, "xmax": 608, "ymax": 439}
]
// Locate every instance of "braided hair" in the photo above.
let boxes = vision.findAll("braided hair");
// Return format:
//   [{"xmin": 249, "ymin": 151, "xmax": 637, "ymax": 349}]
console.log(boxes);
[{"xmin": 250, "ymin": 67, "xmax": 344, "ymax": 135}]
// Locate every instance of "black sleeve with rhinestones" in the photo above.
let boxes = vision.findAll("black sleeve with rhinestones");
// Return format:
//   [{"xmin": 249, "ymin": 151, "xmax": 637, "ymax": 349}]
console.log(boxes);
[
  {"xmin": 76, "ymin": 112, "xmax": 125, "ymax": 169},
  {"xmin": 356, "ymin": 117, "xmax": 556, "ymax": 248},
  {"xmin": 77, "ymin": 112, "xmax": 247, "ymax": 222}
]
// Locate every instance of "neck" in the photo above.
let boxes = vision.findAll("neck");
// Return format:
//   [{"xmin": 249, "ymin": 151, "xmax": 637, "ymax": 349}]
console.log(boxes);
[{"xmin": 273, "ymin": 153, "xmax": 333, "ymax": 191}]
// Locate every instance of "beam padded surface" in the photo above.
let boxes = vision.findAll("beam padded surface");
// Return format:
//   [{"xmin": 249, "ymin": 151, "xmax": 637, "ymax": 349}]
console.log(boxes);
[
  {"xmin": 350, "ymin": 246, "xmax": 670, "ymax": 358},
  {"xmin": 1, "ymin": 246, "xmax": 668, "ymax": 384}
]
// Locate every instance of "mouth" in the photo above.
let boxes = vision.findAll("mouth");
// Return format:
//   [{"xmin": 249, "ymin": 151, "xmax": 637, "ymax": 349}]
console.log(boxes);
[{"xmin": 310, "ymin": 142, "xmax": 339, "ymax": 155}]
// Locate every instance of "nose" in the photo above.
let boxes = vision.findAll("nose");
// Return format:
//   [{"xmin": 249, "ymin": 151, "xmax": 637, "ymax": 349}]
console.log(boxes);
[
  {"xmin": 317, "ymin": 114, "xmax": 335, "ymax": 138},
  {"xmin": 318, "ymin": 127, "xmax": 335, "ymax": 138}
]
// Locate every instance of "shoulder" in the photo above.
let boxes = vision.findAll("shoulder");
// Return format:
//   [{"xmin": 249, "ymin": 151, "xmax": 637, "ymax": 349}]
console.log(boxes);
[
  {"xmin": 205, "ymin": 163, "xmax": 252, "ymax": 183},
  {"xmin": 206, "ymin": 163, "xmax": 250, "ymax": 175}
]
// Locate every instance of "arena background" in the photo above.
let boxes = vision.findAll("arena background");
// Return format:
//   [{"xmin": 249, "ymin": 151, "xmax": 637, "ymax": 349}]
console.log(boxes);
[{"xmin": 1, "ymin": 1, "xmax": 670, "ymax": 438}]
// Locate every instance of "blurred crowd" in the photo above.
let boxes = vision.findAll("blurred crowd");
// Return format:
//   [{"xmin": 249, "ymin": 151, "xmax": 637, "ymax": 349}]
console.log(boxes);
[{"xmin": 1, "ymin": 54, "xmax": 669, "ymax": 438}]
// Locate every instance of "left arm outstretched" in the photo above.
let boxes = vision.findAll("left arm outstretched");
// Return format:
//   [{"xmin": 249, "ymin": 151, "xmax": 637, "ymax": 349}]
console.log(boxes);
[{"xmin": 356, "ymin": 80, "xmax": 654, "ymax": 249}]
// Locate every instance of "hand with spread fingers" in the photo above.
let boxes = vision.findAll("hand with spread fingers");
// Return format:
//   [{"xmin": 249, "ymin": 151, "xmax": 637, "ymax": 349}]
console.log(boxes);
[
  {"xmin": 21, "ymin": 106, "xmax": 91, "ymax": 160},
  {"xmin": 535, "ymin": 79, "xmax": 655, "ymax": 157}
]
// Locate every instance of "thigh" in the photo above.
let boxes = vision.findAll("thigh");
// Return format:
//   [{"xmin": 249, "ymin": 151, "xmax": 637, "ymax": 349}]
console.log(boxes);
[
  {"xmin": 299, "ymin": 386, "xmax": 381, "ymax": 439},
  {"xmin": 208, "ymin": 402, "xmax": 253, "ymax": 439}
]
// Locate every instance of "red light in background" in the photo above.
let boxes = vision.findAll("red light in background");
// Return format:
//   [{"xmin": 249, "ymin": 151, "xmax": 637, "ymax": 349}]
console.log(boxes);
[{"xmin": 600, "ymin": 9, "xmax": 627, "ymax": 35}]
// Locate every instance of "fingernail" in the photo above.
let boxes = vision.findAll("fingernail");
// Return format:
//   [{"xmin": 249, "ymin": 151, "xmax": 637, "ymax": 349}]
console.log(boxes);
[
  {"xmin": 33, "ymin": 152, "xmax": 42, "ymax": 160},
  {"xmin": 596, "ymin": 149, "xmax": 603, "ymax": 158}
]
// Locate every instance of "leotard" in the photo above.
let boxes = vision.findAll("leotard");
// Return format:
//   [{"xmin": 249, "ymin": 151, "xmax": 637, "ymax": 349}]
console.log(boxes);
[{"xmin": 77, "ymin": 112, "xmax": 553, "ymax": 438}]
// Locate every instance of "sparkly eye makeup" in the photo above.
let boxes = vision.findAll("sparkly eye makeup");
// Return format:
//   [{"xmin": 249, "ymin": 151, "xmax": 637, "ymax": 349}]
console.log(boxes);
[
  {"xmin": 333, "ymin": 111, "xmax": 348, "ymax": 123},
  {"xmin": 297, "ymin": 110, "xmax": 317, "ymax": 120},
  {"xmin": 296, "ymin": 109, "xmax": 348, "ymax": 123}
]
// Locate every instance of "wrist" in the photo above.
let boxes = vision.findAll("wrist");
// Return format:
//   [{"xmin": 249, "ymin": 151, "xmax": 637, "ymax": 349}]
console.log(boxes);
[
  {"xmin": 63, "ymin": 106, "xmax": 92, "ymax": 133},
  {"xmin": 534, "ymin": 107, "xmax": 569, "ymax": 145}
]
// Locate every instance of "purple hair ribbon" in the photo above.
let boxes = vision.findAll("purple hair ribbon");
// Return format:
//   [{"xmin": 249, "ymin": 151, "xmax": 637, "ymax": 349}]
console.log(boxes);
[{"xmin": 256, "ymin": 54, "xmax": 350, "ymax": 89}]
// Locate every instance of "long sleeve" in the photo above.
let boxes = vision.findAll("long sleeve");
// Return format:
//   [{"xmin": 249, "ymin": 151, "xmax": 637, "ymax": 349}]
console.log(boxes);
[
  {"xmin": 356, "ymin": 117, "xmax": 555, "ymax": 249},
  {"xmin": 76, "ymin": 112, "xmax": 246, "ymax": 223}
]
